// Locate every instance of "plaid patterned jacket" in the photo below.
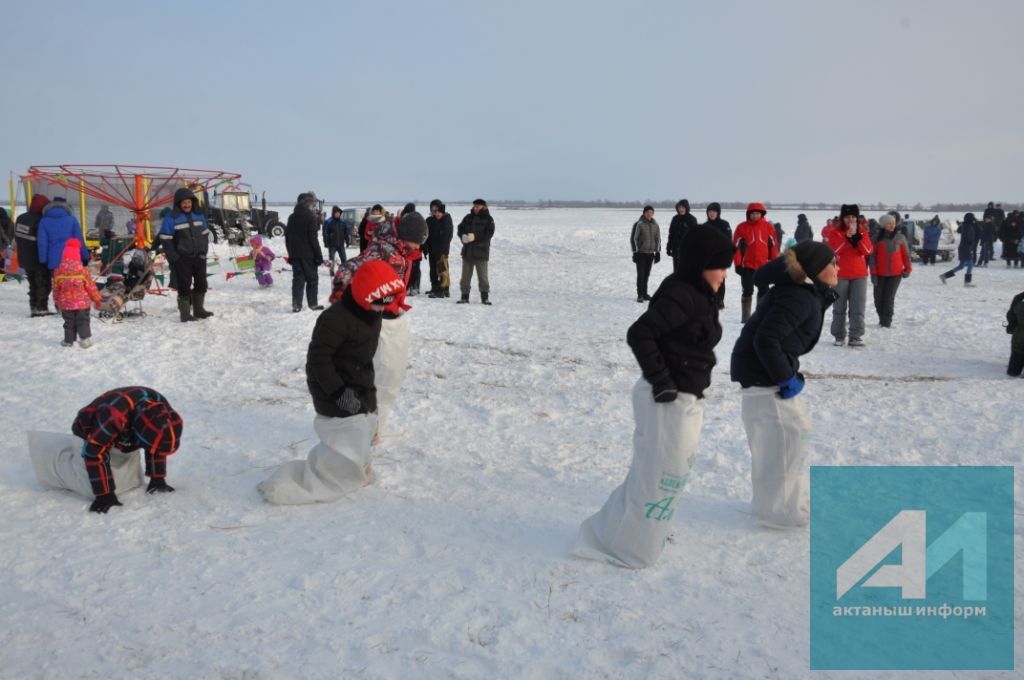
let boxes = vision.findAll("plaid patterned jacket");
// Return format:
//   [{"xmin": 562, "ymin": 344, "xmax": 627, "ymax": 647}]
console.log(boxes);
[{"xmin": 71, "ymin": 386, "xmax": 182, "ymax": 496}]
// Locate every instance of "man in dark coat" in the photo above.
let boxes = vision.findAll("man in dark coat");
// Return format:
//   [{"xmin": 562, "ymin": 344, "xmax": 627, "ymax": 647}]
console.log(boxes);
[
  {"xmin": 158, "ymin": 187, "xmax": 213, "ymax": 321},
  {"xmin": 456, "ymin": 198, "xmax": 496, "ymax": 304},
  {"xmin": 666, "ymin": 199, "xmax": 698, "ymax": 274},
  {"xmin": 14, "ymin": 194, "xmax": 53, "ymax": 316},
  {"xmin": 794, "ymin": 214, "xmax": 813, "ymax": 243},
  {"xmin": 285, "ymin": 191, "xmax": 325, "ymax": 312},
  {"xmin": 702, "ymin": 202, "xmax": 732, "ymax": 310},
  {"xmin": 425, "ymin": 199, "xmax": 454, "ymax": 298},
  {"xmin": 322, "ymin": 205, "xmax": 350, "ymax": 272},
  {"xmin": 939, "ymin": 213, "xmax": 979, "ymax": 286}
]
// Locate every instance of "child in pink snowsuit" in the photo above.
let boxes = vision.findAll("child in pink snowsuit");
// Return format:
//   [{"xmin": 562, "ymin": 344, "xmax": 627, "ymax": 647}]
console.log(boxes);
[
  {"xmin": 52, "ymin": 238, "xmax": 102, "ymax": 347},
  {"xmin": 250, "ymin": 235, "xmax": 276, "ymax": 287}
]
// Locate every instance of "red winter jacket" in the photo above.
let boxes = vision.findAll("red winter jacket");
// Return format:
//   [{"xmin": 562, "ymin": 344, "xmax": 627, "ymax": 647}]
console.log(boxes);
[
  {"xmin": 822, "ymin": 224, "xmax": 873, "ymax": 279},
  {"xmin": 732, "ymin": 204, "xmax": 778, "ymax": 270},
  {"xmin": 52, "ymin": 256, "xmax": 101, "ymax": 311},
  {"xmin": 870, "ymin": 232, "xmax": 912, "ymax": 277}
]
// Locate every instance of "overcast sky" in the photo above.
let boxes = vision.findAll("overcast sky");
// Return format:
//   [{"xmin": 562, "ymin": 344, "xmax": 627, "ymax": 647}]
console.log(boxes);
[{"xmin": 3, "ymin": 0, "xmax": 1022, "ymax": 205}]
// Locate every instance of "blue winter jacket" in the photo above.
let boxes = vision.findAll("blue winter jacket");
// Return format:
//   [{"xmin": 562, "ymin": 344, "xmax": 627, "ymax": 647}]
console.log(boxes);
[
  {"xmin": 322, "ymin": 216, "xmax": 350, "ymax": 250},
  {"xmin": 922, "ymin": 223, "xmax": 943, "ymax": 250},
  {"xmin": 159, "ymin": 209, "xmax": 209, "ymax": 262},
  {"xmin": 37, "ymin": 202, "xmax": 88, "ymax": 270}
]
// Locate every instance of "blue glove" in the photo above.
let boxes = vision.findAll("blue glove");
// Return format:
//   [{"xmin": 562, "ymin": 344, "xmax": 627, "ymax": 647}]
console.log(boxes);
[{"xmin": 777, "ymin": 373, "xmax": 804, "ymax": 399}]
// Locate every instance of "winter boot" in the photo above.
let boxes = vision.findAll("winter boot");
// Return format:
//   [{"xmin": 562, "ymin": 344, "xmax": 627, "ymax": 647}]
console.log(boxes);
[
  {"xmin": 938, "ymin": 272, "xmax": 951, "ymax": 284},
  {"xmin": 457, "ymin": 294, "xmax": 470, "ymax": 304},
  {"xmin": 1008, "ymin": 351, "xmax": 1024, "ymax": 377},
  {"xmin": 741, "ymin": 296, "xmax": 752, "ymax": 323},
  {"xmin": 427, "ymin": 289, "xmax": 442, "ymax": 299},
  {"xmin": 443, "ymin": 288, "xmax": 451, "ymax": 298},
  {"xmin": 177, "ymin": 297, "xmax": 195, "ymax": 322},
  {"xmin": 963, "ymin": 273, "xmax": 975, "ymax": 287},
  {"xmin": 192, "ymin": 293, "xmax": 214, "ymax": 319},
  {"xmin": 481, "ymin": 292, "xmax": 492, "ymax": 306}
]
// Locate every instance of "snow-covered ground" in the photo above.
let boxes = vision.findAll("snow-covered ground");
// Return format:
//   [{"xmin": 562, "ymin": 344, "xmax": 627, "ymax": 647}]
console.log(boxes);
[{"xmin": 1, "ymin": 206, "xmax": 1020, "ymax": 679}]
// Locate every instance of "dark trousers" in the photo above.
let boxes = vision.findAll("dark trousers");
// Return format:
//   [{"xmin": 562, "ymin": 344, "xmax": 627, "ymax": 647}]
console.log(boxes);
[
  {"xmin": 634, "ymin": 253, "xmax": 655, "ymax": 297},
  {"xmin": 409, "ymin": 258, "xmax": 421, "ymax": 292},
  {"xmin": 1008, "ymin": 351, "xmax": 1024, "ymax": 377},
  {"xmin": 291, "ymin": 258, "xmax": 319, "ymax": 307},
  {"xmin": 738, "ymin": 267, "xmax": 768, "ymax": 300},
  {"xmin": 328, "ymin": 246, "xmax": 347, "ymax": 265},
  {"xmin": 921, "ymin": 249, "xmax": 937, "ymax": 265},
  {"xmin": 428, "ymin": 253, "xmax": 450, "ymax": 292},
  {"xmin": 172, "ymin": 256, "xmax": 208, "ymax": 299},
  {"xmin": 872, "ymin": 276, "xmax": 902, "ymax": 326},
  {"xmin": 28, "ymin": 268, "xmax": 52, "ymax": 311},
  {"xmin": 61, "ymin": 309, "xmax": 92, "ymax": 342}
]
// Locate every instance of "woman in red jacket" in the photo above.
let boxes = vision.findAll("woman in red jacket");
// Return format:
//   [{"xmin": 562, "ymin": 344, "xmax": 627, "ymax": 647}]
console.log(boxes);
[
  {"xmin": 870, "ymin": 214, "xmax": 912, "ymax": 328},
  {"xmin": 732, "ymin": 202, "xmax": 778, "ymax": 322},
  {"xmin": 821, "ymin": 204, "xmax": 873, "ymax": 346}
]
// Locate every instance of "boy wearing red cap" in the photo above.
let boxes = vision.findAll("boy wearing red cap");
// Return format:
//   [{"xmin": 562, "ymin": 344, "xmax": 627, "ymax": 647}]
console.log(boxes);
[
  {"xmin": 259, "ymin": 261, "xmax": 406, "ymax": 505},
  {"xmin": 52, "ymin": 238, "xmax": 101, "ymax": 348}
]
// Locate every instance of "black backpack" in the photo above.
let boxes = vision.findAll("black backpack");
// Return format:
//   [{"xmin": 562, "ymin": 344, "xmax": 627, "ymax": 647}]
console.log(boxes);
[{"xmin": 1007, "ymin": 292, "xmax": 1024, "ymax": 333}]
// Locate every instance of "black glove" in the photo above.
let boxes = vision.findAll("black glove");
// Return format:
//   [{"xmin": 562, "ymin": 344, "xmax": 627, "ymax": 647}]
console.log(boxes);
[
  {"xmin": 654, "ymin": 252, "xmax": 661, "ymax": 264},
  {"xmin": 89, "ymin": 492, "xmax": 122, "ymax": 513},
  {"xmin": 848, "ymin": 233, "xmax": 863, "ymax": 247},
  {"xmin": 147, "ymin": 478, "xmax": 175, "ymax": 494},
  {"xmin": 651, "ymin": 378, "xmax": 678, "ymax": 403},
  {"xmin": 336, "ymin": 387, "xmax": 361, "ymax": 415},
  {"xmin": 870, "ymin": 275, "xmax": 878, "ymax": 285},
  {"xmin": 901, "ymin": 272, "xmax": 910, "ymax": 279},
  {"xmin": 632, "ymin": 252, "xmax": 640, "ymax": 263}
]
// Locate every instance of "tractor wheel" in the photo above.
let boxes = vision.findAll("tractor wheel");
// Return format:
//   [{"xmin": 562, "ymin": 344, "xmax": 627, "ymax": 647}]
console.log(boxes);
[{"xmin": 270, "ymin": 223, "xmax": 286, "ymax": 238}]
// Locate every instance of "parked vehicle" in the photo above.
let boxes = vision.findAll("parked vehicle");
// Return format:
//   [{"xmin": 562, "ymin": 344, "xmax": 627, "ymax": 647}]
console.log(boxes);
[{"xmin": 200, "ymin": 184, "xmax": 286, "ymax": 244}]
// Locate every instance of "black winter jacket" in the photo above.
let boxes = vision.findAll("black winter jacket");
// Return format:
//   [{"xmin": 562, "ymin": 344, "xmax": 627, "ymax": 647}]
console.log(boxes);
[
  {"xmin": 305, "ymin": 292, "xmax": 382, "ymax": 418},
  {"xmin": 286, "ymin": 206, "xmax": 324, "ymax": 262},
  {"xmin": 457, "ymin": 210, "xmax": 495, "ymax": 260},
  {"xmin": 730, "ymin": 257, "xmax": 836, "ymax": 388},
  {"xmin": 667, "ymin": 213, "xmax": 698, "ymax": 258},
  {"xmin": 702, "ymin": 217, "xmax": 732, "ymax": 242},
  {"xmin": 425, "ymin": 213, "xmax": 454, "ymax": 257},
  {"xmin": 14, "ymin": 209, "xmax": 44, "ymax": 272}
]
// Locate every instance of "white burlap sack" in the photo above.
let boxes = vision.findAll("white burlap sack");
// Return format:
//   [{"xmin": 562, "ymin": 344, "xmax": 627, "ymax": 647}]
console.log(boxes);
[
  {"xmin": 373, "ymin": 314, "xmax": 410, "ymax": 438},
  {"xmin": 27, "ymin": 431, "xmax": 143, "ymax": 500},
  {"xmin": 740, "ymin": 386, "xmax": 811, "ymax": 528},
  {"xmin": 572, "ymin": 379, "xmax": 705, "ymax": 569},
  {"xmin": 258, "ymin": 413, "xmax": 377, "ymax": 505}
]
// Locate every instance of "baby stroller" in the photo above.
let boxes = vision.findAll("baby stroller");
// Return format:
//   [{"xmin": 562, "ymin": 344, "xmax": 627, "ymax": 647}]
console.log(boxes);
[{"xmin": 98, "ymin": 249, "xmax": 156, "ymax": 323}]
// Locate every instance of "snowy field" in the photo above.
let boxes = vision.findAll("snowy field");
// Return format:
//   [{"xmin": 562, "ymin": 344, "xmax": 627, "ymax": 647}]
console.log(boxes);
[{"xmin": 0, "ymin": 206, "xmax": 1020, "ymax": 679}]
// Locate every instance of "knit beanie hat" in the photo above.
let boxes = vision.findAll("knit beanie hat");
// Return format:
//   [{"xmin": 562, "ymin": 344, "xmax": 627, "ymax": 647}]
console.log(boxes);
[
  {"xmin": 791, "ymin": 240, "xmax": 835, "ymax": 280},
  {"xmin": 62, "ymin": 238, "xmax": 83, "ymax": 263},
  {"xmin": 706, "ymin": 202, "xmax": 722, "ymax": 215},
  {"xmin": 396, "ymin": 211, "xmax": 428, "ymax": 244},
  {"xmin": 350, "ymin": 260, "xmax": 406, "ymax": 310},
  {"xmin": 840, "ymin": 204, "xmax": 860, "ymax": 218}
]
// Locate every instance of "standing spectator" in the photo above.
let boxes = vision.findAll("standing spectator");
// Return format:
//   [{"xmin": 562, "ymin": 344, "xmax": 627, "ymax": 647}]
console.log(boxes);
[
  {"xmin": 794, "ymin": 214, "xmax": 813, "ymax": 243},
  {"xmin": 773, "ymin": 221, "xmax": 785, "ymax": 246},
  {"xmin": 573, "ymin": 227, "xmax": 734, "ymax": 568},
  {"xmin": 999, "ymin": 211, "xmax": 1021, "ymax": 268},
  {"xmin": 38, "ymin": 196, "xmax": 89, "ymax": 275},
  {"xmin": 328, "ymin": 210, "xmax": 426, "ymax": 442},
  {"xmin": 0, "ymin": 207, "xmax": 12, "ymax": 250},
  {"xmin": 978, "ymin": 214, "xmax": 996, "ymax": 266},
  {"xmin": 158, "ymin": 188, "xmax": 213, "ymax": 322},
  {"xmin": 95, "ymin": 204, "xmax": 114, "ymax": 240},
  {"xmin": 14, "ymin": 194, "xmax": 52, "ymax": 316},
  {"xmin": 400, "ymin": 203, "xmax": 422, "ymax": 295},
  {"xmin": 730, "ymin": 241, "xmax": 839, "ymax": 528},
  {"xmin": 939, "ymin": 213, "xmax": 979, "ymax": 286},
  {"xmin": 870, "ymin": 214, "xmax": 912, "ymax": 328},
  {"xmin": 457, "ymin": 198, "xmax": 496, "ymax": 305},
  {"xmin": 1005, "ymin": 290, "xmax": 1024, "ymax": 377},
  {"xmin": 983, "ymin": 201, "xmax": 997, "ymax": 222},
  {"xmin": 732, "ymin": 202, "xmax": 778, "ymax": 322},
  {"xmin": 285, "ymin": 191, "xmax": 325, "ymax": 312},
  {"xmin": 702, "ymin": 202, "xmax": 732, "ymax": 309},
  {"xmin": 921, "ymin": 216, "xmax": 943, "ymax": 265},
  {"xmin": 322, "ymin": 206, "xmax": 349, "ymax": 274},
  {"xmin": 822, "ymin": 204, "xmax": 872, "ymax": 346},
  {"xmin": 360, "ymin": 204, "xmax": 388, "ymax": 253},
  {"xmin": 666, "ymin": 199, "xmax": 697, "ymax": 274},
  {"xmin": 630, "ymin": 205, "xmax": 661, "ymax": 303},
  {"xmin": 52, "ymin": 238, "xmax": 102, "ymax": 347},
  {"xmin": 425, "ymin": 199, "xmax": 454, "ymax": 298},
  {"xmin": 258, "ymin": 262, "xmax": 405, "ymax": 505}
]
